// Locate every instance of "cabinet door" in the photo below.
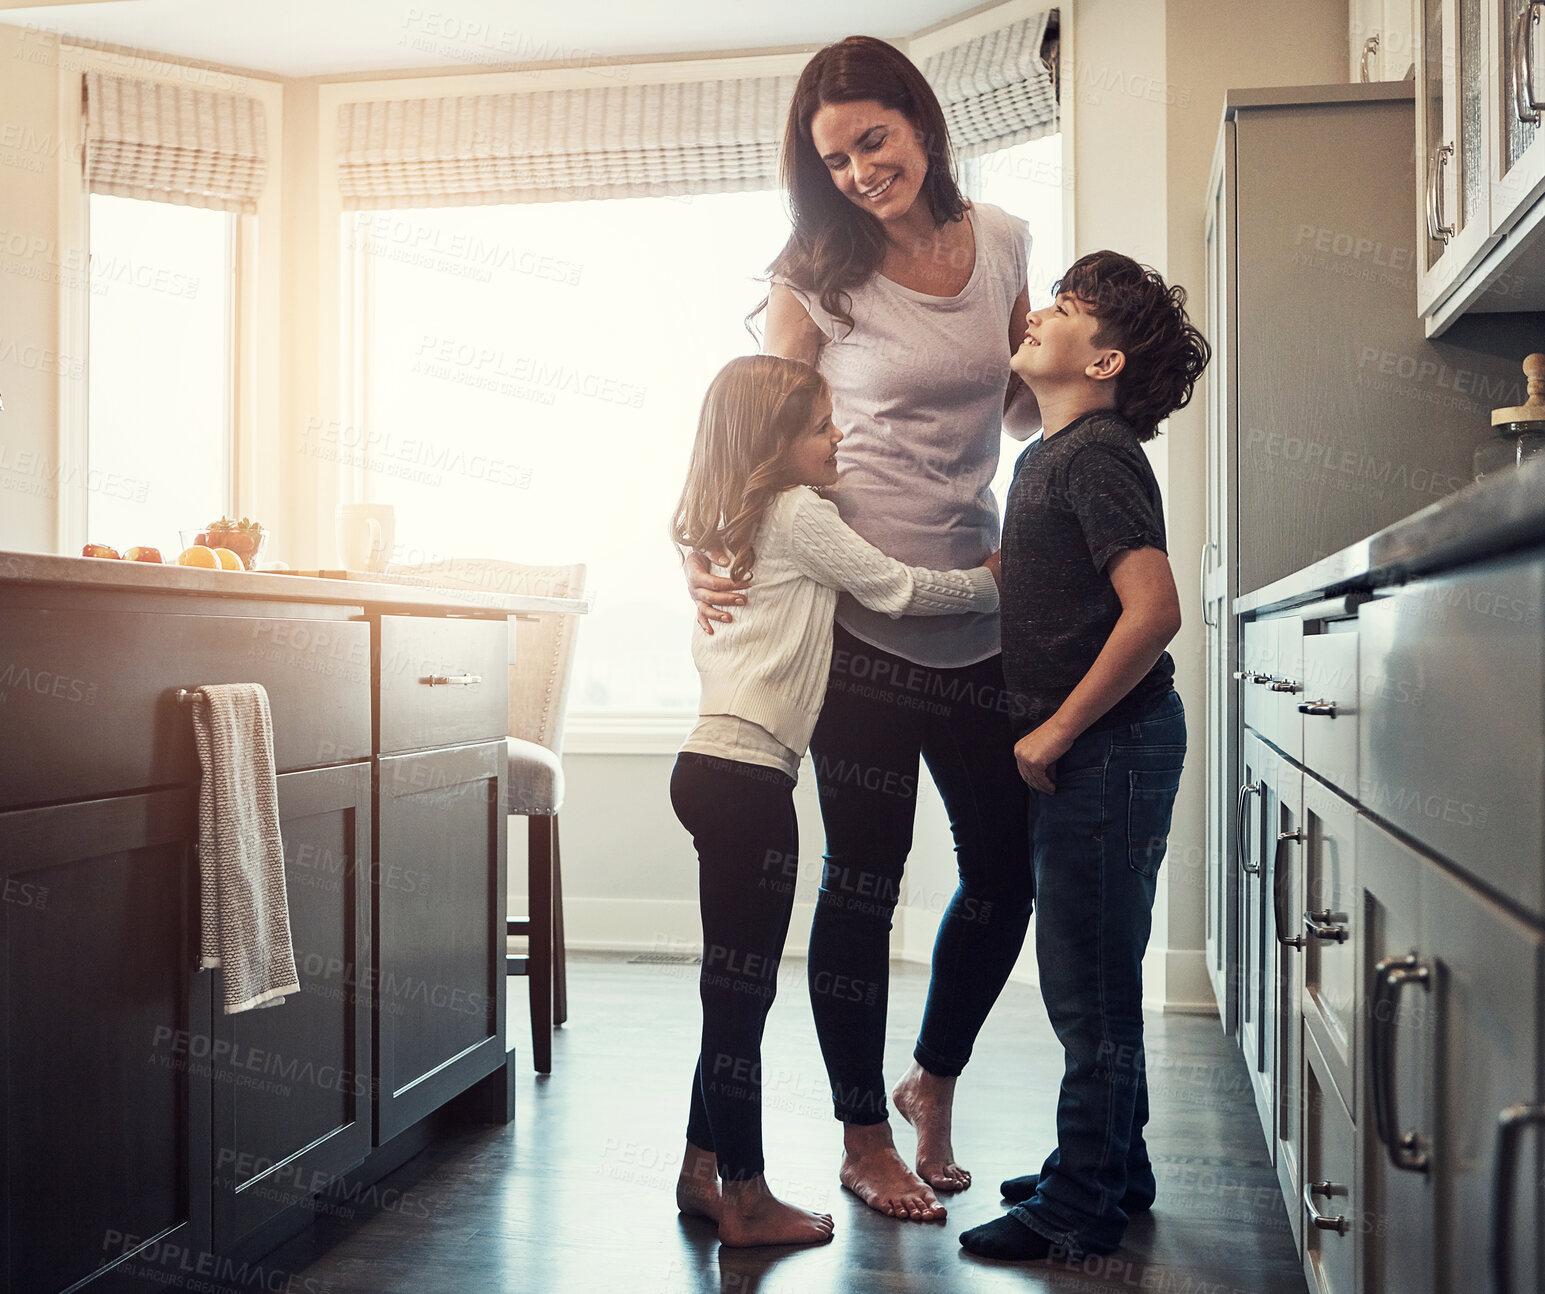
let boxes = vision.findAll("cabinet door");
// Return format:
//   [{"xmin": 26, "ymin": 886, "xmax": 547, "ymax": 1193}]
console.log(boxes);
[
  {"xmin": 0, "ymin": 791, "xmax": 211, "ymax": 1294},
  {"xmin": 1239, "ymin": 732, "xmax": 1271, "ymax": 1105},
  {"xmin": 210, "ymin": 763, "xmax": 373, "ymax": 1250},
  {"xmin": 1302, "ymin": 776, "xmax": 1358, "ymax": 1111},
  {"xmin": 1416, "ymin": 0, "xmax": 1499, "ymax": 312},
  {"xmin": 1204, "ymin": 133, "xmax": 1240, "ymax": 1035},
  {"xmin": 1493, "ymin": 0, "xmax": 1545, "ymax": 234},
  {"xmin": 1357, "ymin": 815, "xmax": 1435, "ymax": 1294},
  {"xmin": 1421, "ymin": 862, "xmax": 1542, "ymax": 1294},
  {"xmin": 1264, "ymin": 747, "xmax": 1304, "ymax": 1236},
  {"xmin": 376, "ymin": 740, "xmax": 507, "ymax": 1143}
]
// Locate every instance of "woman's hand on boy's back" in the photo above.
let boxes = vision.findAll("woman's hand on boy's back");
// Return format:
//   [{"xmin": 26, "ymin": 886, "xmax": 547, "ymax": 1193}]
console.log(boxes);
[
  {"xmin": 983, "ymin": 549, "xmax": 1002, "ymax": 589},
  {"xmin": 684, "ymin": 550, "xmax": 751, "ymax": 635}
]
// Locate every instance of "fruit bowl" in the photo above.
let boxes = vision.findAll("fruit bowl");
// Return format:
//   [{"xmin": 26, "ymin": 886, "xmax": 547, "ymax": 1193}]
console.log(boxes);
[{"xmin": 181, "ymin": 518, "xmax": 268, "ymax": 570}]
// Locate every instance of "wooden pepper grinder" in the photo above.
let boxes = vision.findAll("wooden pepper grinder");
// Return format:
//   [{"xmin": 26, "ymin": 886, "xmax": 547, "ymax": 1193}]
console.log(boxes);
[{"xmin": 1476, "ymin": 353, "xmax": 1545, "ymax": 479}]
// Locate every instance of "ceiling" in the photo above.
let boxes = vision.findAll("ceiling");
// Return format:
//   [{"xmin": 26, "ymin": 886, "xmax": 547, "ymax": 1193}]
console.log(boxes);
[{"xmin": 0, "ymin": 0, "xmax": 981, "ymax": 78}]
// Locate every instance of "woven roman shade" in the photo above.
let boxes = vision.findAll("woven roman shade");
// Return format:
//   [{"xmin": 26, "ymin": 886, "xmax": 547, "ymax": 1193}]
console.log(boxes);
[
  {"xmin": 83, "ymin": 72, "xmax": 268, "ymax": 214},
  {"xmin": 923, "ymin": 11, "xmax": 1060, "ymax": 159},
  {"xmin": 337, "ymin": 75, "xmax": 797, "ymax": 210}
]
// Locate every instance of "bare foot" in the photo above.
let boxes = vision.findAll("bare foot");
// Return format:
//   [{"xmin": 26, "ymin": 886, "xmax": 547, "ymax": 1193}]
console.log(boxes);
[
  {"xmin": 839, "ymin": 1121, "xmax": 946, "ymax": 1221},
  {"xmin": 676, "ymin": 1142, "xmax": 722, "ymax": 1224},
  {"xmin": 718, "ymin": 1176, "xmax": 835, "ymax": 1247},
  {"xmin": 892, "ymin": 1061, "xmax": 971, "ymax": 1192}
]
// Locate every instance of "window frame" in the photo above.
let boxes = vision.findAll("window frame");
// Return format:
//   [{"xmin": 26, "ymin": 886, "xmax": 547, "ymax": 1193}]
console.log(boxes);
[{"xmin": 55, "ymin": 45, "xmax": 283, "ymax": 555}]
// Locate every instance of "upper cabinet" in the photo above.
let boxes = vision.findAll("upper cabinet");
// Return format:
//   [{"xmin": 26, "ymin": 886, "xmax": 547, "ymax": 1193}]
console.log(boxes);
[
  {"xmin": 1351, "ymin": 0, "xmax": 1418, "ymax": 80},
  {"xmin": 1417, "ymin": 0, "xmax": 1545, "ymax": 330},
  {"xmin": 1415, "ymin": 0, "xmax": 1500, "ymax": 314}
]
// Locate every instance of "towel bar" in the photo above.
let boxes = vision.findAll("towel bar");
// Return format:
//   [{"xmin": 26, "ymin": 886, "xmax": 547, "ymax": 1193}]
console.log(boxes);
[{"xmin": 174, "ymin": 689, "xmax": 198, "ymax": 704}]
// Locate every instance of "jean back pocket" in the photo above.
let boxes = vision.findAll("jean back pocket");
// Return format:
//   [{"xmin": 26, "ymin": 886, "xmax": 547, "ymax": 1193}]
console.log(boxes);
[{"xmin": 1128, "ymin": 765, "xmax": 1183, "ymax": 877}]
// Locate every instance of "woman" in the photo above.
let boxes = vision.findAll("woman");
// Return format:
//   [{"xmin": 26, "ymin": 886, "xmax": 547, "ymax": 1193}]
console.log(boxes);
[{"xmin": 687, "ymin": 35, "xmax": 1042, "ymax": 1223}]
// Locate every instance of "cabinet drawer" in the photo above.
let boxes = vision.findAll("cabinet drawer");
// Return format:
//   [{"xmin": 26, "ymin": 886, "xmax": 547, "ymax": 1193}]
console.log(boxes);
[
  {"xmin": 377, "ymin": 615, "xmax": 509, "ymax": 756},
  {"xmin": 0, "ymin": 608, "xmax": 371, "ymax": 810},
  {"xmin": 1301, "ymin": 629, "xmax": 1357, "ymax": 798},
  {"xmin": 1242, "ymin": 615, "xmax": 1301, "ymax": 755},
  {"xmin": 1302, "ymin": 1031, "xmax": 1356, "ymax": 1294},
  {"xmin": 1357, "ymin": 554, "xmax": 1545, "ymax": 918}
]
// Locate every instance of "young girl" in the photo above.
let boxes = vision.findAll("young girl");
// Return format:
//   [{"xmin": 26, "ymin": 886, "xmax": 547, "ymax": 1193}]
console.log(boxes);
[{"xmin": 668, "ymin": 354, "xmax": 1001, "ymax": 1247}]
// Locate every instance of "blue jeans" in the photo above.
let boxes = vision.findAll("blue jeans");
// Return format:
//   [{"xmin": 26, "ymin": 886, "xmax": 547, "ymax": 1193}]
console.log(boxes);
[{"xmin": 1012, "ymin": 688, "xmax": 1185, "ymax": 1255}]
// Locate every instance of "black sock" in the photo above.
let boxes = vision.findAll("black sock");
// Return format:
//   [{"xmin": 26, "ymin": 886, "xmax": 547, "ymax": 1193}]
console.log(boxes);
[{"xmin": 958, "ymin": 1215, "xmax": 1056, "ymax": 1261}]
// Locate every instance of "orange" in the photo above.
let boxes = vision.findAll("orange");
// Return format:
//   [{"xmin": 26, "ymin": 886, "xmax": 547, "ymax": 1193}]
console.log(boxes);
[
  {"xmin": 211, "ymin": 547, "xmax": 244, "ymax": 570},
  {"xmin": 176, "ymin": 545, "xmax": 220, "ymax": 568}
]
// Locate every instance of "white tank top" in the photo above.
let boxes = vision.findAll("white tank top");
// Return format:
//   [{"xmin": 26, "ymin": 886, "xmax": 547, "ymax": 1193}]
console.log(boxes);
[{"xmin": 778, "ymin": 201, "xmax": 1030, "ymax": 668}]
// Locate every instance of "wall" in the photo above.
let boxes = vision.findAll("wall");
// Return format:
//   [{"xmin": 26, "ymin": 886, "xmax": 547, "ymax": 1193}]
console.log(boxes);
[{"xmin": 0, "ymin": 22, "xmax": 66, "ymax": 551}]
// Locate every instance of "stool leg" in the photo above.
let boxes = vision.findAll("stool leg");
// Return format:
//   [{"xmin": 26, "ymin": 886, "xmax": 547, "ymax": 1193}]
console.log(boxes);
[
  {"xmin": 528, "ymin": 814, "xmax": 554, "ymax": 1073},
  {"xmin": 552, "ymin": 816, "xmax": 568, "ymax": 1027}
]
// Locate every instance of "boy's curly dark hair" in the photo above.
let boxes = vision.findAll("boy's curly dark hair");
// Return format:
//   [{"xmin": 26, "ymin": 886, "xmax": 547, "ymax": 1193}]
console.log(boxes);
[{"xmin": 1055, "ymin": 251, "xmax": 1211, "ymax": 442}]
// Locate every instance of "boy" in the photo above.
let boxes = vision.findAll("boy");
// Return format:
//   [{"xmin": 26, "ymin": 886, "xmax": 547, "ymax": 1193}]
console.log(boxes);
[{"xmin": 958, "ymin": 251, "xmax": 1211, "ymax": 1262}]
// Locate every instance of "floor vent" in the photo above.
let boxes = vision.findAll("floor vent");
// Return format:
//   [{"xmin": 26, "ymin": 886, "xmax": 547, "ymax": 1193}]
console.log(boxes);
[{"xmin": 627, "ymin": 952, "xmax": 701, "ymax": 965}]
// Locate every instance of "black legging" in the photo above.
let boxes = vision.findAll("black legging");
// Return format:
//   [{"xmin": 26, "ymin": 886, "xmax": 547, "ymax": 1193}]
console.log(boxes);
[
  {"xmin": 807, "ymin": 624, "xmax": 1034, "ymax": 1123},
  {"xmin": 671, "ymin": 751, "xmax": 800, "ymax": 1181}
]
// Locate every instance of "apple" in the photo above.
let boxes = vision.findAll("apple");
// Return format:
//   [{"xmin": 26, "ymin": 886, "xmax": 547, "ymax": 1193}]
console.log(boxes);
[
  {"xmin": 125, "ymin": 546, "xmax": 163, "ymax": 563},
  {"xmin": 82, "ymin": 543, "xmax": 121, "ymax": 559}
]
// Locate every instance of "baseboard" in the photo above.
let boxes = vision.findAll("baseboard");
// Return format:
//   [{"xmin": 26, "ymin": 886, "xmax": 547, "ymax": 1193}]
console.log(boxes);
[{"xmin": 1160, "ymin": 947, "xmax": 1218, "ymax": 1015}]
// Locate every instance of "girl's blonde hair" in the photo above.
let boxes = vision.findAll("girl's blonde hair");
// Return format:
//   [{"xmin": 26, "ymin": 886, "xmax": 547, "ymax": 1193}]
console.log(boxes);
[{"xmin": 671, "ymin": 355, "xmax": 827, "ymax": 583}]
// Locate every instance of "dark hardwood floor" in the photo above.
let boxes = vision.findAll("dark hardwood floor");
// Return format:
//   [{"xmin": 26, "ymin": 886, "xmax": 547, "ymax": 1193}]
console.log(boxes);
[{"xmin": 266, "ymin": 953, "xmax": 1308, "ymax": 1293}]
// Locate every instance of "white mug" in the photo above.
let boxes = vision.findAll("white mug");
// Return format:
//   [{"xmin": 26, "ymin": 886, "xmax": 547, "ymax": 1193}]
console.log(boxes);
[{"xmin": 335, "ymin": 503, "xmax": 395, "ymax": 572}]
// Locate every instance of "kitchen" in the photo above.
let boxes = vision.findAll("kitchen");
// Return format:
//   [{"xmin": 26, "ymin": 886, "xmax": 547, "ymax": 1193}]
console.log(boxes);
[{"xmin": 1, "ymin": 0, "xmax": 1543, "ymax": 1291}]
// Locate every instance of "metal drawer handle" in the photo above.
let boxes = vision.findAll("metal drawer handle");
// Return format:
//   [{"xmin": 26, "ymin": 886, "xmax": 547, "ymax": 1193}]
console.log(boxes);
[
  {"xmin": 1493, "ymin": 1102, "xmax": 1545, "ymax": 1294},
  {"xmin": 1269, "ymin": 679, "xmax": 1303, "ymax": 694},
  {"xmin": 426, "ymin": 673, "xmax": 482, "ymax": 687},
  {"xmin": 1303, "ymin": 1180, "xmax": 1351, "ymax": 1235},
  {"xmin": 1303, "ymin": 908, "xmax": 1350, "ymax": 943},
  {"xmin": 1237, "ymin": 781, "xmax": 1263, "ymax": 875},
  {"xmin": 1199, "ymin": 542, "xmax": 1217, "ymax": 628},
  {"xmin": 1427, "ymin": 144, "xmax": 1455, "ymax": 244},
  {"xmin": 1360, "ymin": 32, "xmax": 1379, "ymax": 82},
  {"xmin": 1370, "ymin": 953, "xmax": 1432, "ymax": 1174},
  {"xmin": 1298, "ymin": 699, "xmax": 1337, "ymax": 717},
  {"xmin": 1517, "ymin": 3, "xmax": 1544, "ymax": 124},
  {"xmin": 1274, "ymin": 830, "xmax": 1306, "ymax": 949}
]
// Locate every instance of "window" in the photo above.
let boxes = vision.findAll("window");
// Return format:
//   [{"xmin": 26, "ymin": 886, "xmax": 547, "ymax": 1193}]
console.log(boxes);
[
  {"xmin": 86, "ymin": 194, "xmax": 235, "ymax": 554},
  {"xmin": 964, "ymin": 131, "xmax": 1066, "ymax": 509},
  {"xmin": 355, "ymin": 190, "xmax": 791, "ymax": 715}
]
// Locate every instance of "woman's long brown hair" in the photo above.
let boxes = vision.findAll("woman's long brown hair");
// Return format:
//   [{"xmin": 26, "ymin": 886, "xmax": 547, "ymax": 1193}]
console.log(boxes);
[
  {"xmin": 754, "ymin": 35, "xmax": 967, "ymax": 337},
  {"xmin": 671, "ymin": 355, "xmax": 827, "ymax": 582}
]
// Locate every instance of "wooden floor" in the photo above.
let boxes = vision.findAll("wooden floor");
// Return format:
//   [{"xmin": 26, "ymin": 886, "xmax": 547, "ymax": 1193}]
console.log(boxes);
[{"xmin": 267, "ymin": 953, "xmax": 1309, "ymax": 1293}]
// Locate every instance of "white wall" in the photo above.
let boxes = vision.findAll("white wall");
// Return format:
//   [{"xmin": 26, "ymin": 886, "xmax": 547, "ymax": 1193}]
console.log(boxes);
[{"xmin": 0, "ymin": 22, "xmax": 67, "ymax": 552}]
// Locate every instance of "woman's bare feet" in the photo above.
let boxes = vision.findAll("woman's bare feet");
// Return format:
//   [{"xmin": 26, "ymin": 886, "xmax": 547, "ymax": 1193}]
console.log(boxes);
[
  {"xmin": 839, "ymin": 1120, "xmax": 946, "ymax": 1220},
  {"xmin": 676, "ymin": 1142, "xmax": 722, "ymax": 1224},
  {"xmin": 718, "ymin": 1176, "xmax": 835, "ymax": 1247},
  {"xmin": 892, "ymin": 1062, "xmax": 971, "ymax": 1192}
]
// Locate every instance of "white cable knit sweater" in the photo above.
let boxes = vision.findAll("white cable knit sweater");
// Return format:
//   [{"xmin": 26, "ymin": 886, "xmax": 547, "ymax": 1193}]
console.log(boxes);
[{"xmin": 691, "ymin": 486, "xmax": 999, "ymax": 757}]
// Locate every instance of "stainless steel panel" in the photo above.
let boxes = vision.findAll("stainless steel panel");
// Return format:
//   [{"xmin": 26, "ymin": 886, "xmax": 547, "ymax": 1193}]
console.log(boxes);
[
  {"xmin": 1302, "ymin": 630, "xmax": 1358, "ymax": 798},
  {"xmin": 1358, "ymin": 552, "xmax": 1545, "ymax": 918}
]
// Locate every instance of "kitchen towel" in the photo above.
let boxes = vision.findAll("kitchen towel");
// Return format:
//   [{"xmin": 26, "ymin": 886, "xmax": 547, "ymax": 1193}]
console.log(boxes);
[{"xmin": 191, "ymin": 682, "xmax": 300, "ymax": 1013}]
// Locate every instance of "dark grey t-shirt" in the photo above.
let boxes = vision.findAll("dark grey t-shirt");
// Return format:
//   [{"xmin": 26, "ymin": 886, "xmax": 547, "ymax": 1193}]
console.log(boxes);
[{"xmin": 1000, "ymin": 409, "xmax": 1174, "ymax": 735}]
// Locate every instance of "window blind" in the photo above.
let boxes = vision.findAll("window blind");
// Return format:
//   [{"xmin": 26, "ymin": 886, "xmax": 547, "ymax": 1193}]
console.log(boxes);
[
  {"xmin": 83, "ymin": 71, "xmax": 269, "ymax": 214},
  {"xmin": 334, "ymin": 10, "xmax": 1059, "ymax": 210}
]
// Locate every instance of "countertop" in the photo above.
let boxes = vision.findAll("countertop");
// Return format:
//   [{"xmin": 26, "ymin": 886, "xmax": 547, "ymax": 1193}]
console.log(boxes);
[
  {"xmin": 0, "ymin": 550, "xmax": 592, "ymax": 617},
  {"xmin": 1235, "ymin": 455, "xmax": 1545, "ymax": 615}
]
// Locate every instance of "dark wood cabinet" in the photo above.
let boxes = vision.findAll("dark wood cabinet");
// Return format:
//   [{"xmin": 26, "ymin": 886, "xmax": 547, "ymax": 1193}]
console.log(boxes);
[
  {"xmin": 0, "ymin": 790, "xmax": 211, "ymax": 1294},
  {"xmin": 211, "ymin": 762, "xmax": 374, "ymax": 1251},
  {"xmin": 375, "ymin": 740, "xmax": 507, "ymax": 1143}
]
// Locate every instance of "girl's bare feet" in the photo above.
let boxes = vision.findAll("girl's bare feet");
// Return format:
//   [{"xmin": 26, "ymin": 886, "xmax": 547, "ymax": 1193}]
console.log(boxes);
[
  {"xmin": 892, "ymin": 1062, "xmax": 971, "ymax": 1192},
  {"xmin": 675, "ymin": 1142, "xmax": 722, "ymax": 1223},
  {"xmin": 838, "ymin": 1120, "xmax": 946, "ymax": 1220},
  {"xmin": 718, "ymin": 1176, "xmax": 835, "ymax": 1247}
]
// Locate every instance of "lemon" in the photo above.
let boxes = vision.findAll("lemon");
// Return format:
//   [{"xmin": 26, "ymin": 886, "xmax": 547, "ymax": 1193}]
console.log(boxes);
[{"xmin": 177, "ymin": 546, "xmax": 220, "ymax": 568}]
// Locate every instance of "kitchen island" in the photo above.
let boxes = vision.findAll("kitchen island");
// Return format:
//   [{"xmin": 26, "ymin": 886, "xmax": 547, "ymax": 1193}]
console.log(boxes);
[
  {"xmin": 1214, "ymin": 456, "xmax": 1545, "ymax": 1294},
  {"xmin": 0, "ymin": 553, "xmax": 588, "ymax": 1294}
]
